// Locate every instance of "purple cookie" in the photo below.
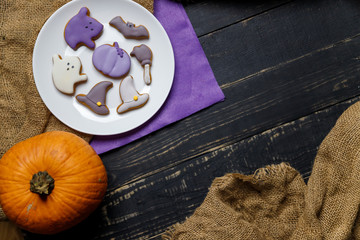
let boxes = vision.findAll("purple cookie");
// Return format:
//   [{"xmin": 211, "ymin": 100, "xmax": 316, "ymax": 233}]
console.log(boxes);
[
  {"xmin": 76, "ymin": 81, "xmax": 113, "ymax": 115},
  {"xmin": 109, "ymin": 16, "xmax": 149, "ymax": 39},
  {"xmin": 130, "ymin": 44, "xmax": 153, "ymax": 85},
  {"xmin": 64, "ymin": 7, "xmax": 103, "ymax": 50},
  {"xmin": 92, "ymin": 42, "xmax": 131, "ymax": 78}
]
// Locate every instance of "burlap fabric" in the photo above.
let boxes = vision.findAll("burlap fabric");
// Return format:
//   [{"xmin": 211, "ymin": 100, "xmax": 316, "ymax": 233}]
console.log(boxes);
[
  {"xmin": 0, "ymin": 221, "xmax": 23, "ymax": 240},
  {"xmin": 163, "ymin": 101, "xmax": 360, "ymax": 240}
]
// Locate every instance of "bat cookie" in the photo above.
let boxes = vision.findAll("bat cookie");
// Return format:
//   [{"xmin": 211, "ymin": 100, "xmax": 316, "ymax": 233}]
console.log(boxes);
[
  {"xmin": 131, "ymin": 44, "xmax": 153, "ymax": 85},
  {"xmin": 76, "ymin": 81, "xmax": 113, "ymax": 115},
  {"xmin": 92, "ymin": 42, "xmax": 131, "ymax": 79},
  {"xmin": 117, "ymin": 76, "xmax": 149, "ymax": 114},
  {"xmin": 64, "ymin": 7, "xmax": 103, "ymax": 50},
  {"xmin": 109, "ymin": 16, "xmax": 149, "ymax": 39},
  {"xmin": 52, "ymin": 54, "xmax": 87, "ymax": 95}
]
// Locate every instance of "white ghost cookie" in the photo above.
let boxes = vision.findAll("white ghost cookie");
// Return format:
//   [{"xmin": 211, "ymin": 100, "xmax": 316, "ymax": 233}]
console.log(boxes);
[{"xmin": 52, "ymin": 54, "xmax": 88, "ymax": 95}]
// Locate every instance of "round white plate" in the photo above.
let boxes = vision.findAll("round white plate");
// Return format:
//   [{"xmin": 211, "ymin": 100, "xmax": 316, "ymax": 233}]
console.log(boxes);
[{"xmin": 33, "ymin": 0, "xmax": 174, "ymax": 135}]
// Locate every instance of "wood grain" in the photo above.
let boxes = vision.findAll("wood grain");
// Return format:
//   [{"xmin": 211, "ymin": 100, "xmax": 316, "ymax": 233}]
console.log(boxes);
[
  {"xmin": 24, "ymin": 97, "xmax": 359, "ymax": 240},
  {"xmin": 184, "ymin": 0, "xmax": 291, "ymax": 36},
  {"xmin": 24, "ymin": 0, "xmax": 360, "ymax": 239},
  {"xmin": 94, "ymin": 0, "xmax": 360, "ymax": 191},
  {"xmin": 96, "ymin": 97, "xmax": 359, "ymax": 240},
  {"xmin": 200, "ymin": 0, "xmax": 360, "ymax": 86},
  {"xmin": 100, "ymin": 31, "xmax": 360, "ymax": 191}
]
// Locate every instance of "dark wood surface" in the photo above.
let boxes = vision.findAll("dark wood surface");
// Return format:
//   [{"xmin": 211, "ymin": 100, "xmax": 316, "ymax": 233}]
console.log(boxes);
[{"xmin": 25, "ymin": 0, "xmax": 360, "ymax": 239}]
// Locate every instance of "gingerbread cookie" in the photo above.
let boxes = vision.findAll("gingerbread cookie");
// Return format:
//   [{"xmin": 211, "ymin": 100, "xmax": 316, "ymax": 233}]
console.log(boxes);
[
  {"xmin": 109, "ymin": 16, "xmax": 149, "ymax": 39},
  {"xmin": 92, "ymin": 42, "xmax": 131, "ymax": 79},
  {"xmin": 64, "ymin": 7, "xmax": 103, "ymax": 50},
  {"xmin": 76, "ymin": 81, "xmax": 113, "ymax": 115},
  {"xmin": 52, "ymin": 54, "xmax": 87, "ymax": 95},
  {"xmin": 117, "ymin": 76, "xmax": 149, "ymax": 114},
  {"xmin": 130, "ymin": 44, "xmax": 153, "ymax": 85}
]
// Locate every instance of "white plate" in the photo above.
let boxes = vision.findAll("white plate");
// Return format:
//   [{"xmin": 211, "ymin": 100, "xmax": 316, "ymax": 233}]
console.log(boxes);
[{"xmin": 33, "ymin": 0, "xmax": 174, "ymax": 135}]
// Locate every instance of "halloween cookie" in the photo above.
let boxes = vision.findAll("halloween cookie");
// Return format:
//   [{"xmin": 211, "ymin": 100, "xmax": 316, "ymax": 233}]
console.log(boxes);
[
  {"xmin": 76, "ymin": 81, "xmax": 113, "ymax": 115},
  {"xmin": 92, "ymin": 42, "xmax": 131, "ymax": 79},
  {"xmin": 52, "ymin": 54, "xmax": 87, "ymax": 95},
  {"xmin": 130, "ymin": 44, "xmax": 153, "ymax": 85},
  {"xmin": 117, "ymin": 76, "xmax": 149, "ymax": 114},
  {"xmin": 64, "ymin": 7, "xmax": 103, "ymax": 50},
  {"xmin": 109, "ymin": 16, "xmax": 149, "ymax": 39}
]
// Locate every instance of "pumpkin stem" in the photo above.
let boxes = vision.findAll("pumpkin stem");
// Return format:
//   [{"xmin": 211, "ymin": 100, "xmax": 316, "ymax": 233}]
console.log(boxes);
[{"xmin": 30, "ymin": 171, "xmax": 55, "ymax": 195}]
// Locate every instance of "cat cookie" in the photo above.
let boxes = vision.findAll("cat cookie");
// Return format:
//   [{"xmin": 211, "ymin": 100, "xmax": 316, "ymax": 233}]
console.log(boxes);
[
  {"xmin": 64, "ymin": 7, "xmax": 103, "ymax": 50},
  {"xmin": 76, "ymin": 81, "xmax": 113, "ymax": 115},
  {"xmin": 117, "ymin": 76, "xmax": 149, "ymax": 114},
  {"xmin": 92, "ymin": 42, "xmax": 131, "ymax": 78},
  {"xmin": 109, "ymin": 16, "xmax": 149, "ymax": 39},
  {"xmin": 130, "ymin": 44, "xmax": 153, "ymax": 85},
  {"xmin": 52, "ymin": 54, "xmax": 87, "ymax": 95}
]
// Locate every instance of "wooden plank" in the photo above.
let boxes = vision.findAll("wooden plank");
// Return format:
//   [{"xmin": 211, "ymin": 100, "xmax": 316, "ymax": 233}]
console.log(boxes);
[
  {"xmin": 23, "ymin": 1, "xmax": 360, "ymax": 239},
  {"xmin": 199, "ymin": 0, "xmax": 360, "ymax": 86},
  {"xmin": 183, "ymin": 0, "xmax": 291, "ymax": 36},
  {"xmin": 85, "ymin": 0, "xmax": 360, "ymax": 191},
  {"xmin": 91, "ymin": 97, "xmax": 360, "ymax": 239},
  {"xmin": 100, "ymin": 32, "xmax": 360, "ymax": 190},
  {"xmin": 24, "ymin": 97, "xmax": 359, "ymax": 239}
]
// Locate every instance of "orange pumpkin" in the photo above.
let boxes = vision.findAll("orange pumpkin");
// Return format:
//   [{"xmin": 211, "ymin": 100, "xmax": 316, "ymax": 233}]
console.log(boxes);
[{"xmin": 0, "ymin": 131, "xmax": 107, "ymax": 234}]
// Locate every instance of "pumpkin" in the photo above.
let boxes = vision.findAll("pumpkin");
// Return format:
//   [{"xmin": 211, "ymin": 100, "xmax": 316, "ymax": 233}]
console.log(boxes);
[
  {"xmin": 92, "ymin": 42, "xmax": 131, "ymax": 78},
  {"xmin": 0, "ymin": 131, "xmax": 107, "ymax": 234}
]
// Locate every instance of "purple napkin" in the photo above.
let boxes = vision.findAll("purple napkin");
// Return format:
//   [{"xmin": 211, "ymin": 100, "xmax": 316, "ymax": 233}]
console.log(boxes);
[{"xmin": 90, "ymin": 0, "xmax": 225, "ymax": 154}]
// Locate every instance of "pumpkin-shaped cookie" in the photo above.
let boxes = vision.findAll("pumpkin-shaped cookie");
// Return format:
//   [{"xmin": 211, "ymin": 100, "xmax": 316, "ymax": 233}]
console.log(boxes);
[
  {"xmin": 92, "ymin": 42, "xmax": 131, "ymax": 78},
  {"xmin": 0, "ymin": 131, "xmax": 108, "ymax": 234}
]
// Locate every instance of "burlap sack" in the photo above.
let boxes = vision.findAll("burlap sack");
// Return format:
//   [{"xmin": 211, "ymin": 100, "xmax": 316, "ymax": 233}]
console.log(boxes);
[
  {"xmin": 0, "ymin": 0, "xmax": 153, "ymax": 236},
  {"xmin": 163, "ymin": 101, "xmax": 360, "ymax": 240},
  {"xmin": 0, "ymin": 221, "xmax": 23, "ymax": 240}
]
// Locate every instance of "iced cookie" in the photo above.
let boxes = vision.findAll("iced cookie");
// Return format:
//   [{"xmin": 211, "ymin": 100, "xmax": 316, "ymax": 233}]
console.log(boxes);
[
  {"xmin": 117, "ymin": 76, "xmax": 149, "ymax": 114},
  {"xmin": 130, "ymin": 44, "xmax": 153, "ymax": 85},
  {"xmin": 92, "ymin": 42, "xmax": 131, "ymax": 78},
  {"xmin": 109, "ymin": 16, "xmax": 149, "ymax": 39},
  {"xmin": 52, "ymin": 54, "xmax": 87, "ymax": 95},
  {"xmin": 76, "ymin": 81, "xmax": 113, "ymax": 115},
  {"xmin": 64, "ymin": 7, "xmax": 103, "ymax": 50}
]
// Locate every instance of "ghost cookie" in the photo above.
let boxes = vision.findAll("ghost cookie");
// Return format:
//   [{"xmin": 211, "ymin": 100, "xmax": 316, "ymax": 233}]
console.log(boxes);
[
  {"xmin": 109, "ymin": 16, "xmax": 149, "ymax": 39},
  {"xmin": 64, "ymin": 7, "xmax": 103, "ymax": 50},
  {"xmin": 130, "ymin": 44, "xmax": 153, "ymax": 85},
  {"xmin": 76, "ymin": 81, "xmax": 113, "ymax": 115},
  {"xmin": 117, "ymin": 76, "xmax": 149, "ymax": 114},
  {"xmin": 92, "ymin": 42, "xmax": 131, "ymax": 78},
  {"xmin": 52, "ymin": 54, "xmax": 87, "ymax": 95}
]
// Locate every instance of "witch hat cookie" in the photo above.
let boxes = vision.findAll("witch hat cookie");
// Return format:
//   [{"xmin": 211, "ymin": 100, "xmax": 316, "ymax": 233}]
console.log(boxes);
[
  {"xmin": 76, "ymin": 81, "xmax": 113, "ymax": 115},
  {"xmin": 117, "ymin": 76, "xmax": 149, "ymax": 114}
]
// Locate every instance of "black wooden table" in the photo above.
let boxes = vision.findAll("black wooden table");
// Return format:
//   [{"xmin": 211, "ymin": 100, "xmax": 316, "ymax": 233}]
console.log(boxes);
[{"xmin": 25, "ymin": 0, "xmax": 360, "ymax": 239}]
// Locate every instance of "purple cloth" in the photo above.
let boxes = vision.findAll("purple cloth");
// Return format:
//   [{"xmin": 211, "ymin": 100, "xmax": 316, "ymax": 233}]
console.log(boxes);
[{"xmin": 90, "ymin": 0, "xmax": 225, "ymax": 154}]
